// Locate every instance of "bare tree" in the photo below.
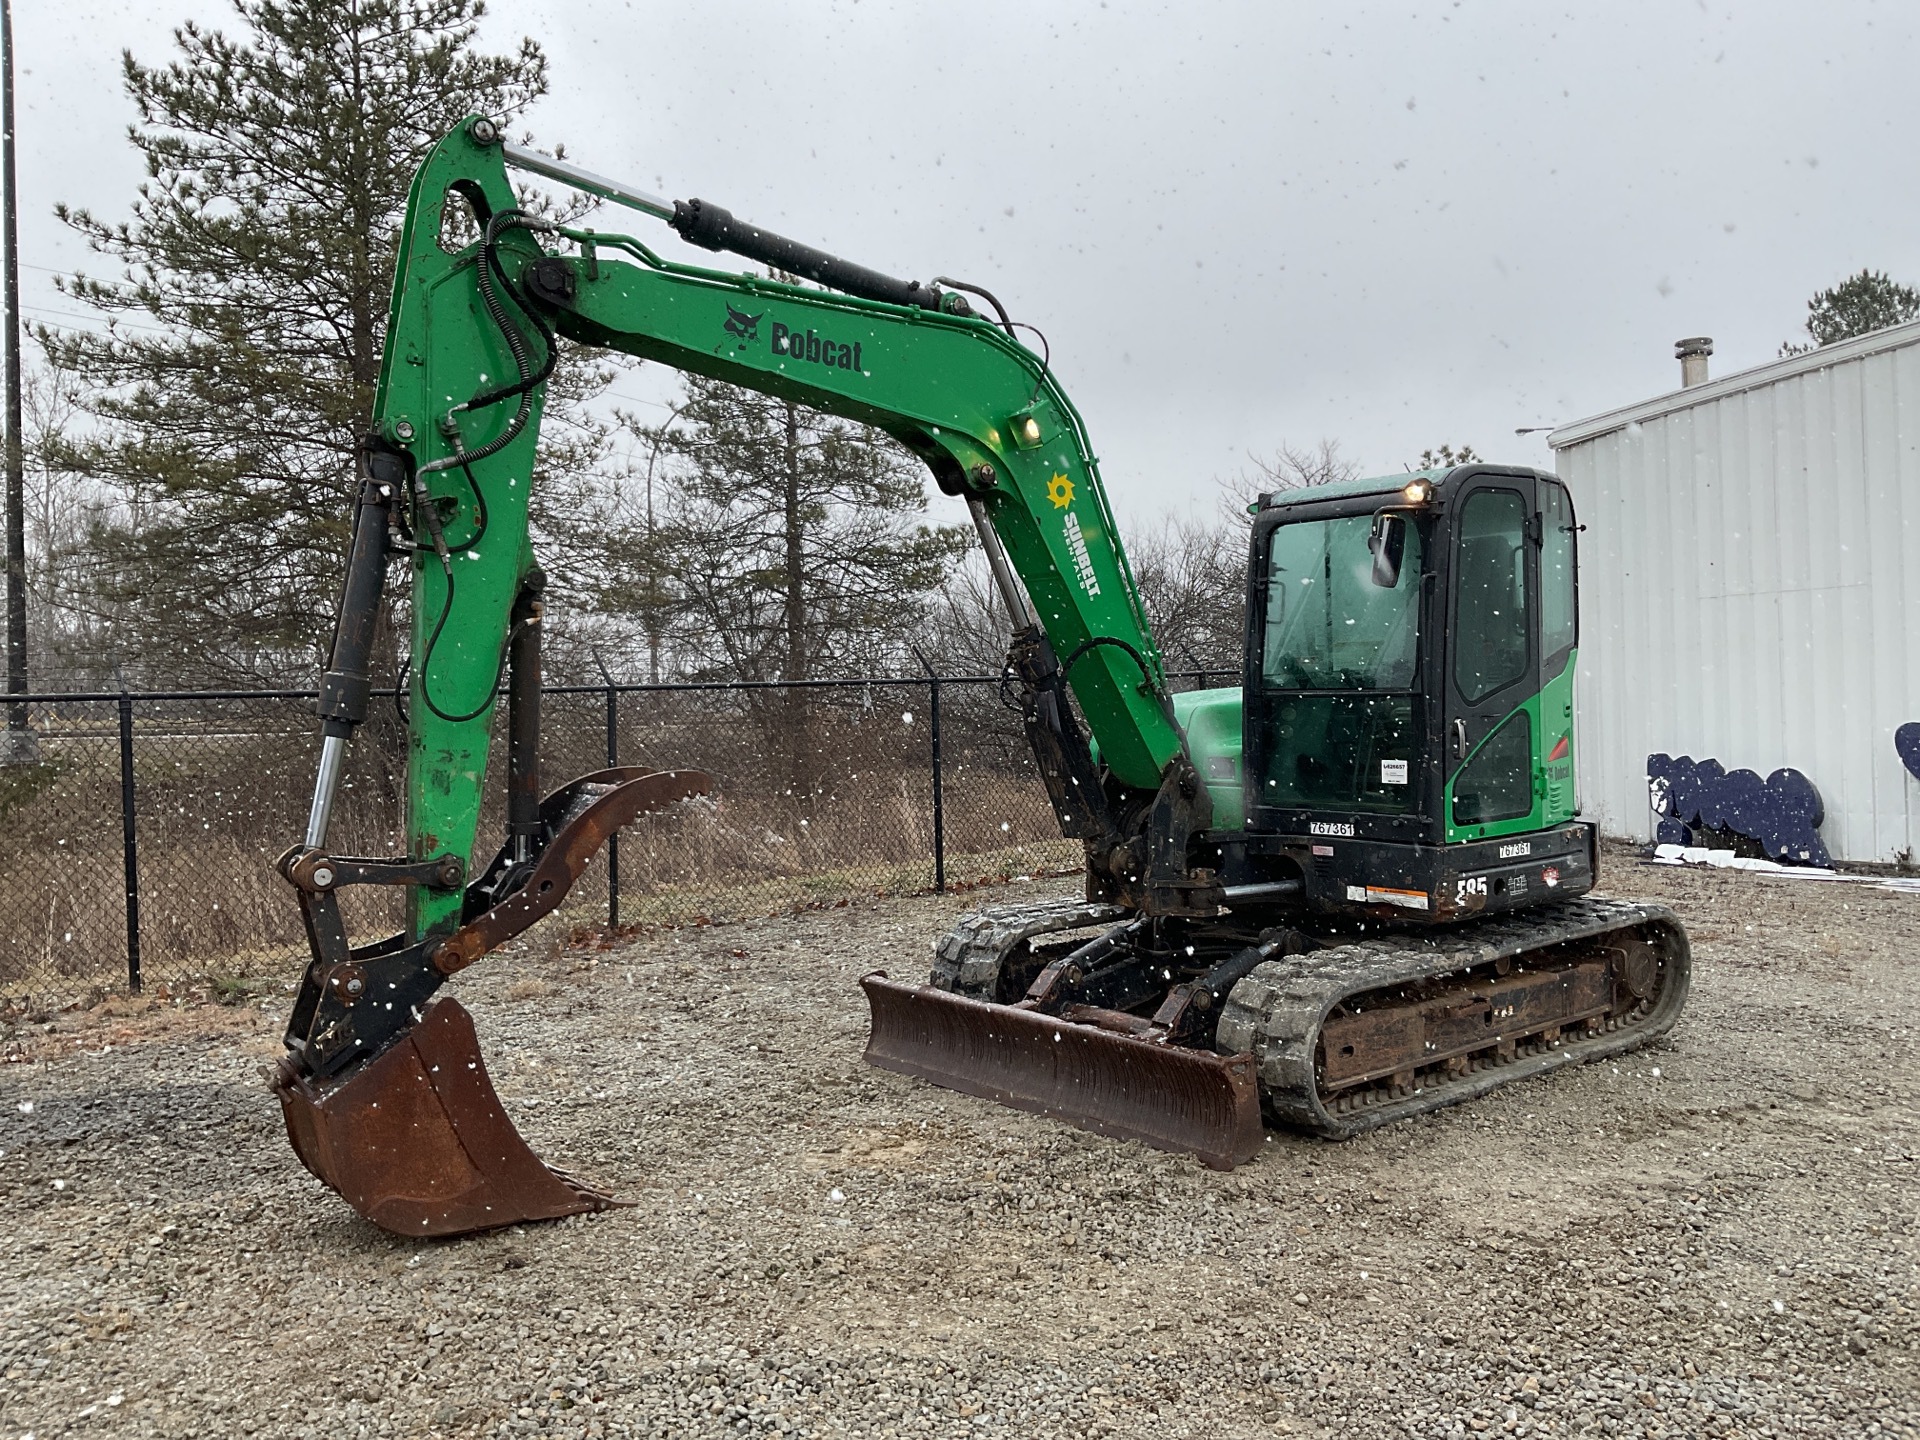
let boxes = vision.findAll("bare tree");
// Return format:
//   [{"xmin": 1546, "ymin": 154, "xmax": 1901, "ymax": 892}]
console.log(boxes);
[
  {"xmin": 918, "ymin": 499, "xmax": 1248, "ymax": 687},
  {"xmin": 9, "ymin": 357, "xmax": 127, "ymax": 689},
  {"xmin": 1125, "ymin": 516, "xmax": 1246, "ymax": 674},
  {"xmin": 1240, "ymin": 439, "xmax": 1359, "ymax": 495},
  {"xmin": 915, "ymin": 552, "xmax": 1008, "ymax": 679}
]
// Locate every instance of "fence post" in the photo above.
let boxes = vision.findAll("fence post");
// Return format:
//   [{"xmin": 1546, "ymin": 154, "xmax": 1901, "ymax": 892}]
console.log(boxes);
[
  {"xmin": 116, "ymin": 688, "xmax": 141, "ymax": 994},
  {"xmin": 926, "ymin": 666, "xmax": 945, "ymax": 894},
  {"xmin": 605, "ymin": 680, "xmax": 620, "ymax": 930}
]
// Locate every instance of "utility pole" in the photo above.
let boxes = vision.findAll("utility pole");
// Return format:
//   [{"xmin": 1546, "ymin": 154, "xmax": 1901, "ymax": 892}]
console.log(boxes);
[{"xmin": 0, "ymin": 0, "xmax": 31, "ymax": 765}]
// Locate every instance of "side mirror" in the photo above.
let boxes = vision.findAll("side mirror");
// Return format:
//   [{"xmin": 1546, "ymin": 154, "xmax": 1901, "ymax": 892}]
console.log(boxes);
[{"xmin": 1368, "ymin": 513, "xmax": 1407, "ymax": 588}]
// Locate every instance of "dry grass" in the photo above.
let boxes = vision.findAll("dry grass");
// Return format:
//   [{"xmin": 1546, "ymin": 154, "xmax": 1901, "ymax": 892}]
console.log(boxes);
[{"xmin": 0, "ymin": 696, "xmax": 1063, "ymax": 1003}]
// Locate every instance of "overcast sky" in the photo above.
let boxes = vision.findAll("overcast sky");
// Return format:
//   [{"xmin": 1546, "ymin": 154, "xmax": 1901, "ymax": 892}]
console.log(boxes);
[{"xmin": 10, "ymin": 0, "xmax": 1918, "ymax": 521}]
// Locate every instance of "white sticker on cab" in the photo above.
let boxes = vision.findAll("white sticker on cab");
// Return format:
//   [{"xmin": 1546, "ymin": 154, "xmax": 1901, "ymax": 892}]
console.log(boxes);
[{"xmin": 1380, "ymin": 759, "xmax": 1409, "ymax": 785}]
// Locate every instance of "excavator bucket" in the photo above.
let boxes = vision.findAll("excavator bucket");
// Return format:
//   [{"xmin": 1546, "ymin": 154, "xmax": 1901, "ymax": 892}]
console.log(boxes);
[
  {"xmin": 275, "ymin": 768, "xmax": 711, "ymax": 1237},
  {"xmin": 860, "ymin": 974, "xmax": 1265, "ymax": 1170},
  {"xmin": 274, "ymin": 997, "xmax": 624, "ymax": 1236}
]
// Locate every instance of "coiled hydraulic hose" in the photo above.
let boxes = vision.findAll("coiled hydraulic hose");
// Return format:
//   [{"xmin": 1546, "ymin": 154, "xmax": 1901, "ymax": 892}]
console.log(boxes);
[
  {"xmin": 419, "ymin": 209, "xmax": 561, "ymax": 476},
  {"xmin": 415, "ymin": 211, "xmax": 561, "ymax": 723}
]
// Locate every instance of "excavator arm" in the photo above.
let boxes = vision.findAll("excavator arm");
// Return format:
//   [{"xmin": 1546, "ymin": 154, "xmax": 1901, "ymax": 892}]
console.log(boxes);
[{"xmin": 273, "ymin": 118, "xmax": 1225, "ymax": 1236}]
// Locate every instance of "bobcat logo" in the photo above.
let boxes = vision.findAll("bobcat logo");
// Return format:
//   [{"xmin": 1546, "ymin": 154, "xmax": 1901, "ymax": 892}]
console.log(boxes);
[{"xmin": 723, "ymin": 304, "xmax": 764, "ymax": 342}]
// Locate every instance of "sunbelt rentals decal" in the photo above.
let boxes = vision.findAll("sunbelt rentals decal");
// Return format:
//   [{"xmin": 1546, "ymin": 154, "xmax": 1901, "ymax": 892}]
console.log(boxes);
[
  {"xmin": 1064, "ymin": 510, "xmax": 1101, "ymax": 598},
  {"xmin": 1047, "ymin": 472, "xmax": 1102, "ymax": 597}
]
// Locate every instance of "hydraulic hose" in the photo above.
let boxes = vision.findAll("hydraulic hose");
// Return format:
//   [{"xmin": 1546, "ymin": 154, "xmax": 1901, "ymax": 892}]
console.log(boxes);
[
  {"xmin": 419, "ymin": 209, "xmax": 560, "ymax": 477},
  {"xmin": 411, "ymin": 214, "xmax": 557, "ymax": 724}
]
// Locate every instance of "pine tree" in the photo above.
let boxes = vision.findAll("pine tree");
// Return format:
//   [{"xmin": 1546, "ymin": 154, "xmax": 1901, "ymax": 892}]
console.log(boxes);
[
  {"xmin": 1781, "ymin": 269, "xmax": 1920, "ymax": 357},
  {"xmin": 1418, "ymin": 442, "xmax": 1479, "ymax": 469},
  {"xmin": 605, "ymin": 373, "xmax": 970, "ymax": 787},
  {"xmin": 41, "ymin": 0, "xmax": 599, "ymax": 684},
  {"xmin": 612, "ymin": 374, "xmax": 971, "ymax": 685}
]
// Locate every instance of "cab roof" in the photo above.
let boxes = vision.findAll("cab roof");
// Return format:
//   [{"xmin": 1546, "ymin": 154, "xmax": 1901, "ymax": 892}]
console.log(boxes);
[
  {"xmin": 1254, "ymin": 463, "xmax": 1558, "ymax": 513},
  {"xmin": 1255, "ymin": 467, "xmax": 1452, "ymax": 512}
]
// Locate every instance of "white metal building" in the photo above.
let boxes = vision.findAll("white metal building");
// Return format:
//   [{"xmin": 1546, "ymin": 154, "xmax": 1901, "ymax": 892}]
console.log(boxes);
[{"xmin": 1548, "ymin": 322, "xmax": 1920, "ymax": 864}]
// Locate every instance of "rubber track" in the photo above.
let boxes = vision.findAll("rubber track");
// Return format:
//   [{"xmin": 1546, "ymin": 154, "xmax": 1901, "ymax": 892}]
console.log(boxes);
[
  {"xmin": 1213, "ymin": 894, "xmax": 1691, "ymax": 1139},
  {"xmin": 929, "ymin": 897, "xmax": 1127, "ymax": 999}
]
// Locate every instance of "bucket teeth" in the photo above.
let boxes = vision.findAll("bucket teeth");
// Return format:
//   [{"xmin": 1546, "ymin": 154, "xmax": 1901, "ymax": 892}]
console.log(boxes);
[
  {"xmin": 274, "ymin": 997, "xmax": 626, "ymax": 1237},
  {"xmin": 860, "ymin": 973, "xmax": 1264, "ymax": 1170}
]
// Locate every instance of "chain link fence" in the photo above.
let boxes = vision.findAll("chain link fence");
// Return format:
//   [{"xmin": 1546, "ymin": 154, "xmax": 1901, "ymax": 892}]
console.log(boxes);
[{"xmin": 0, "ymin": 670, "xmax": 1233, "ymax": 1003}]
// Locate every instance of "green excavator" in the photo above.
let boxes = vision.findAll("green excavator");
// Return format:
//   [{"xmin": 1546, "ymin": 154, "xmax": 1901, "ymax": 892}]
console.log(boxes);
[{"xmin": 274, "ymin": 117, "xmax": 1690, "ymax": 1236}]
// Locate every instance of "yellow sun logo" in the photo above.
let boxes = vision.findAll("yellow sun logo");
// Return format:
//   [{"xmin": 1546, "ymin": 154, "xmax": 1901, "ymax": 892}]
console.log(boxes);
[{"xmin": 1046, "ymin": 473, "xmax": 1074, "ymax": 509}]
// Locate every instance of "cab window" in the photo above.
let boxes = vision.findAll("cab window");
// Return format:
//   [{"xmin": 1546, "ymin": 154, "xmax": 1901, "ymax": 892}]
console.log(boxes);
[
  {"xmin": 1540, "ymin": 481, "xmax": 1577, "ymax": 662},
  {"xmin": 1452, "ymin": 489, "xmax": 1529, "ymax": 703}
]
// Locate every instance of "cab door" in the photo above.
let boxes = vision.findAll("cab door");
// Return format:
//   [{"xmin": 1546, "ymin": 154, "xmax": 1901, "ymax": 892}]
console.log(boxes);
[{"xmin": 1442, "ymin": 474, "xmax": 1542, "ymax": 842}]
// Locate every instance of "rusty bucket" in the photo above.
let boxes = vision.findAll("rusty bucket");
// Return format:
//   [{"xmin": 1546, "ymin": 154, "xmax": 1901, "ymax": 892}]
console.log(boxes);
[
  {"xmin": 860, "ymin": 973, "xmax": 1265, "ymax": 1170},
  {"xmin": 274, "ymin": 996, "xmax": 625, "ymax": 1237}
]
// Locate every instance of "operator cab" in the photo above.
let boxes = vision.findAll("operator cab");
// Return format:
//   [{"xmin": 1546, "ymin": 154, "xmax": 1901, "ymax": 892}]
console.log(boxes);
[{"xmin": 1221, "ymin": 465, "xmax": 1594, "ymax": 923}]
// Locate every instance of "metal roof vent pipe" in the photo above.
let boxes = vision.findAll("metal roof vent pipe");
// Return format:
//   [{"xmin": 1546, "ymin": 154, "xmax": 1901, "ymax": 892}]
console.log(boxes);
[{"xmin": 1676, "ymin": 336, "xmax": 1713, "ymax": 388}]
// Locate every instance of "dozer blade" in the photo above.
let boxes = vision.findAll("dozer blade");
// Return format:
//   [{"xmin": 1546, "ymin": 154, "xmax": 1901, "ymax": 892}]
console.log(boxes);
[
  {"xmin": 274, "ymin": 995, "xmax": 625, "ymax": 1236},
  {"xmin": 860, "ymin": 973, "xmax": 1265, "ymax": 1170}
]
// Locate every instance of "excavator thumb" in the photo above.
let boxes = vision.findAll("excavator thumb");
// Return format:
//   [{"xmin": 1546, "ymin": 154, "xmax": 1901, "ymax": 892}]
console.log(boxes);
[
  {"xmin": 860, "ymin": 973, "xmax": 1265, "ymax": 1170},
  {"xmin": 274, "ymin": 767, "xmax": 710, "ymax": 1236}
]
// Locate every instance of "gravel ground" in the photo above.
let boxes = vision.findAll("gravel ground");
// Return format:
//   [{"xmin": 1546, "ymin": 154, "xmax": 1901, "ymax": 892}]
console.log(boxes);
[{"xmin": 1, "ymin": 846, "xmax": 1915, "ymax": 1439}]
